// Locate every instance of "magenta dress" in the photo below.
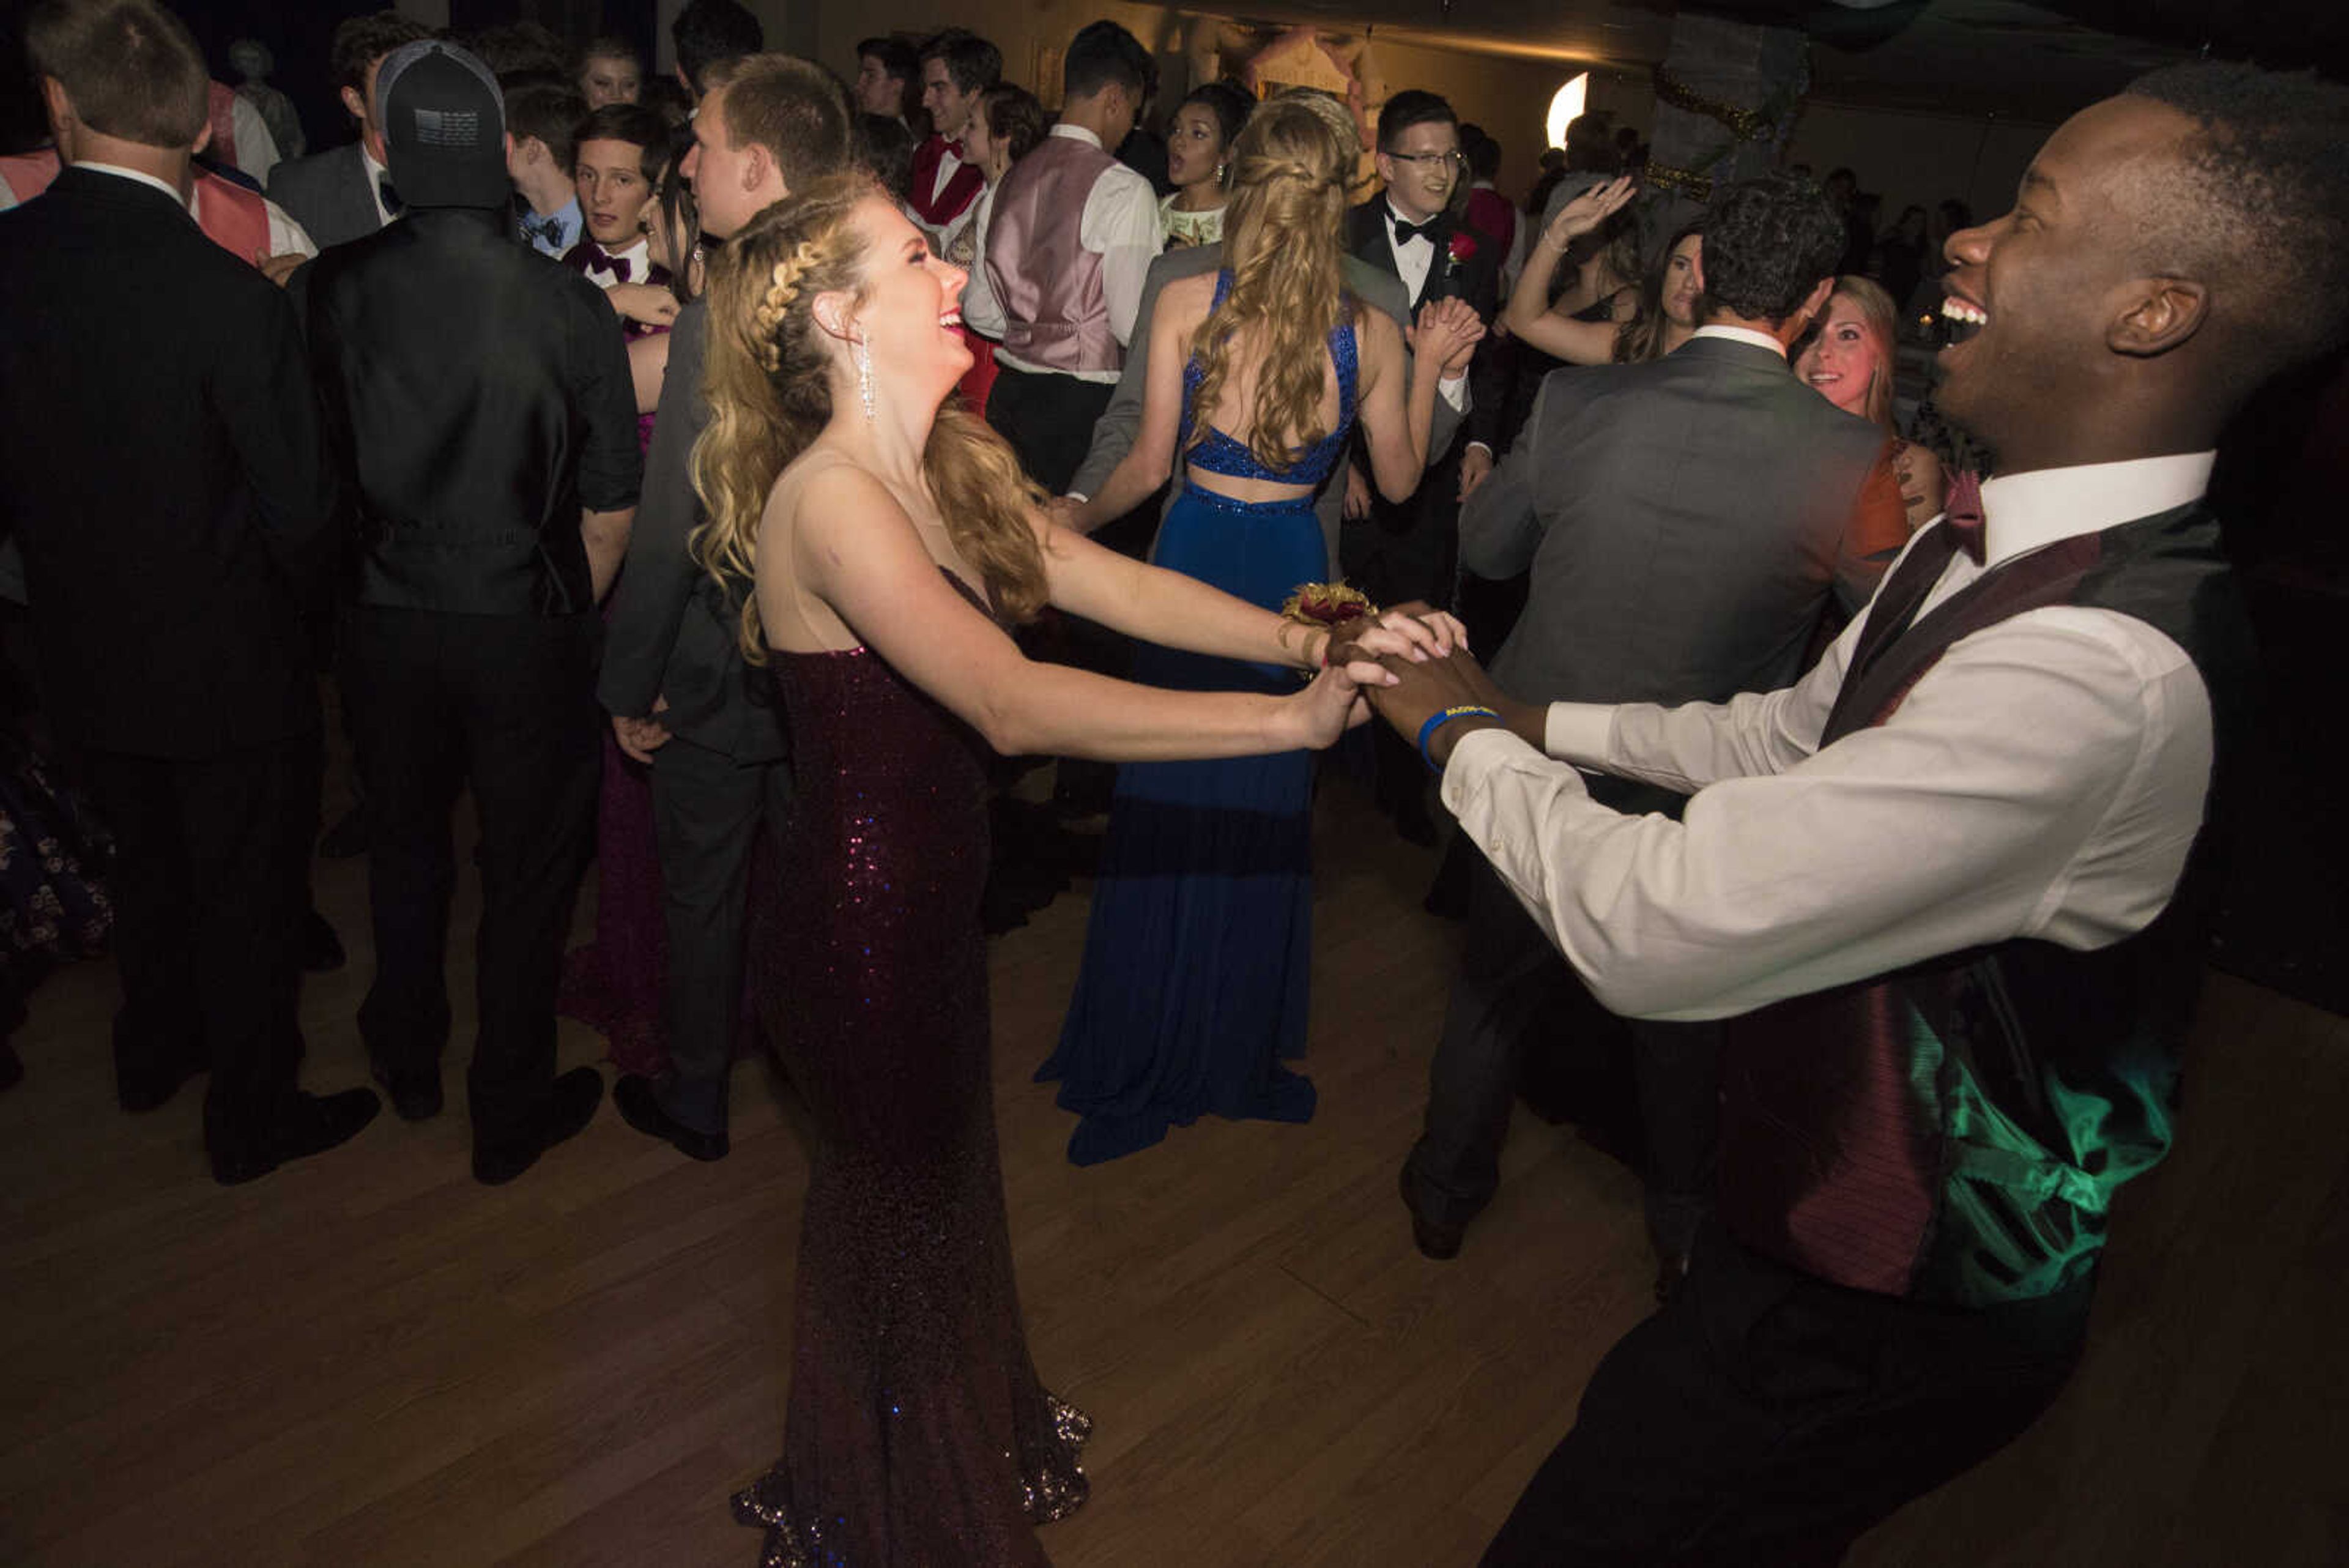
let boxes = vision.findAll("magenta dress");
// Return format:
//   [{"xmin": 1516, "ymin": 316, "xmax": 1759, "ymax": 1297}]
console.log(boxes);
[
  {"xmin": 557, "ymin": 407, "xmax": 670, "ymax": 1076},
  {"xmin": 732, "ymin": 577, "xmax": 1089, "ymax": 1566}
]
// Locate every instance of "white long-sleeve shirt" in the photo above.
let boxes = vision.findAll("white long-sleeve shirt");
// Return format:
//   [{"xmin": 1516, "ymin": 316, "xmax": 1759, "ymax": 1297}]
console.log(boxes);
[{"xmin": 1442, "ymin": 450, "xmax": 2221, "ymax": 1022}]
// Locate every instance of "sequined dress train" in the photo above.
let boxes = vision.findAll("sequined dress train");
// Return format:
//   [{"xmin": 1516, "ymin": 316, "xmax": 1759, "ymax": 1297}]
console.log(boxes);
[{"xmin": 733, "ymin": 585, "xmax": 1089, "ymax": 1566}]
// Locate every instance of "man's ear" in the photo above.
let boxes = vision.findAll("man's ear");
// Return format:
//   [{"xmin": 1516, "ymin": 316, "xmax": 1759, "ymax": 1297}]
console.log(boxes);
[
  {"xmin": 40, "ymin": 76, "xmax": 72, "ymax": 144},
  {"xmin": 2109, "ymin": 276, "xmax": 2208, "ymax": 358},
  {"xmin": 340, "ymin": 83, "xmax": 365, "ymax": 123}
]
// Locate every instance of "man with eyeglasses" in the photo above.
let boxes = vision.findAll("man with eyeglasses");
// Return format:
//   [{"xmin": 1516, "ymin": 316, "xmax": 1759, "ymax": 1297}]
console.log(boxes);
[{"xmin": 1343, "ymin": 88, "xmax": 1506, "ymax": 843}]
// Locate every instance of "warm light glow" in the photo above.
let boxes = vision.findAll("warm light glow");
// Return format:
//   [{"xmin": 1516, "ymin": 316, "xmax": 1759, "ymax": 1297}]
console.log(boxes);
[{"xmin": 1546, "ymin": 73, "xmax": 1590, "ymax": 150}]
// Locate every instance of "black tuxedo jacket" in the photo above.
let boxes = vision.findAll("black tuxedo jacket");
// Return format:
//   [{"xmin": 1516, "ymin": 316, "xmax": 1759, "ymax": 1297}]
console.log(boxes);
[
  {"xmin": 266, "ymin": 141, "xmax": 383, "ymax": 251},
  {"xmin": 0, "ymin": 168, "xmax": 333, "ymax": 759},
  {"xmin": 1345, "ymin": 197, "xmax": 1505, "ymax": 452}
]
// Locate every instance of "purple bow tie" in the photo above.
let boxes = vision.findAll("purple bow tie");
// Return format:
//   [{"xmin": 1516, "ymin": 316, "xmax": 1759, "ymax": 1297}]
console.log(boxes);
[{"xmin": 582, "ymin": 248, "xmax": 633, "ymax": 284}]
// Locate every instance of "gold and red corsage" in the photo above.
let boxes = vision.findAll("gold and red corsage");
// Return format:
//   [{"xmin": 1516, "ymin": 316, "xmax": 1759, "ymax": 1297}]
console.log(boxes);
[{"xmin": 1280, "ymin": 582, "xmax": 1379, "ymax": 671}]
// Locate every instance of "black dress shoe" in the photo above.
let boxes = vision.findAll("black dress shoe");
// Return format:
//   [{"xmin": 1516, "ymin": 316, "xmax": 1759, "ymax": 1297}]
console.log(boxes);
[
  {"xmin": 300, "ymin": 908, "xmax": 347, "ymax": 973},
  {"xmin": 473, "ymin": 1065, "xmax": 604, "ymax": 1186},
  {"xmin": 372, "ymin": 1061, "xmax": 443, "ymax": 1122},
  {"xmin": 614, "ymin": 1074, "xmax": 729, "ymax": 1161},
  {"xmin": 212, "ymin": 1087, "xmax": 381, "ymax": 1186},
  {"xmin": 1400, "ymin": 1169, "xmax": 1464, "ymax": 1261}
]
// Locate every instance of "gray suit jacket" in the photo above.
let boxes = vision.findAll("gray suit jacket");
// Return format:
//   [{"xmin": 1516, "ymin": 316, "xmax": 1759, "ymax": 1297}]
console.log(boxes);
[
  {"xmin": 266, "ymin": 143, "xmax": 382, "ymax": 252},
  {"xmin": 1465, "ymin": 335, "xmax": 1887, "ymax": 709},
  {"xmin": 596, "ymin": 300, "xmax": 785, "ymax": 761},
  {"xmin": 1067, "ymin": 243, "xmax": 1464, "ymax": 573}
]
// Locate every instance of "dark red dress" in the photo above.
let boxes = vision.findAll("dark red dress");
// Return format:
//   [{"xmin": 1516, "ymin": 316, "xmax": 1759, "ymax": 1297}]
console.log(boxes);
[{"xmin": 733, "ymin": 582, "xmax": 1090, "ymax": 1566}]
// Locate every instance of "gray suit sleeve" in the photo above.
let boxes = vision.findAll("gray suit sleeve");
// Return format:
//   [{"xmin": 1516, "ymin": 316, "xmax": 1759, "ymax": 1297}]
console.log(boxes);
[
  {"xmin": 1070, "ymin": 253, "xmax": 1182, "ymax": 501},
  {"xmin": 1458, "ymin": 371, "xmax": 1553, "ymax": 579},
  {"xmin": 597, "ymin": 303, "xmax": 708, "ymax": 719}
]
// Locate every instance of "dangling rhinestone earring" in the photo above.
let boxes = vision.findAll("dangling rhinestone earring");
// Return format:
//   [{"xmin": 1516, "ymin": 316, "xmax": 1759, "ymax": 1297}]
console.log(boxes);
[{"xmin": 854, "ymin": 335, "xmax": 876, "ymax": 421}]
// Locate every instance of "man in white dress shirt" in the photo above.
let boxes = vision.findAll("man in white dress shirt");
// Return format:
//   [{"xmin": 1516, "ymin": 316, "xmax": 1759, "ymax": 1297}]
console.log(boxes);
[
  {"xmin": 265, "ymin": 9, "xmax": 428, "ymax": 250},
  {"xmin": 905, "ymin": 28, "xmax": 996, "ymax": 253},
  {"xmin": 965, "ymin": 19, "xmax": 1162, "ymax": 495},
  {"xmin": 1368, "ymin": 61, "xmax": 2347, "ymax": 1566}
]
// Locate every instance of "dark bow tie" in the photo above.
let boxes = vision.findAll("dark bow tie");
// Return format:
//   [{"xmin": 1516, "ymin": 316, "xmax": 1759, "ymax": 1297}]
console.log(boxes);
[
  {"xmin": 582, "ymin": 248, "xmax": 634, "ymax": 283},
  {"xmin": 377, "ymin": 174, "xmax": 404, "ymax": 217},
  {"xmin": 522, "ymin": 213, "xmax": 566, "ymax": 247},
  {"xmin": 1941, "ymin": 469, "xmax": 1987, "ymax": 564},
  {"xmin": 1390, "ymin": 213, "xmax": 1440, "ymax": 247}
]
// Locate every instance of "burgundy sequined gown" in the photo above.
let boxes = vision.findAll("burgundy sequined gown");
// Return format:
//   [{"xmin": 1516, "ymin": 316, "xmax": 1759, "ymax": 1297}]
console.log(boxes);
[{"xmin": 733, "ymin": 586, "xmax": 1091, "ymax": 1566}]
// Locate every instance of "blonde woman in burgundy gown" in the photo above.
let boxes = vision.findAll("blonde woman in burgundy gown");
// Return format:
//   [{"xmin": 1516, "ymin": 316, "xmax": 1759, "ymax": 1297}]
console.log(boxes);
[{"xmin": 691, "ymin": 173, "xmax": 1471, "ymax": 1566}]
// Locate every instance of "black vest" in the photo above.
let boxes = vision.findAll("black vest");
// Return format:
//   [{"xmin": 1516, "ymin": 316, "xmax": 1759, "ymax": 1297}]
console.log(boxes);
[{"xmin": 1718, "ymin": 502, "xmax": 2253, "ymax": 1306}]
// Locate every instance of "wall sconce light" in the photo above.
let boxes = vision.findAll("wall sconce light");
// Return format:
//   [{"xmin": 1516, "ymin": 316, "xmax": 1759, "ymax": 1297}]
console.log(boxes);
[{"xmin": 1546, "ymin": 72, "xmax": 1590, "ymax": 150}]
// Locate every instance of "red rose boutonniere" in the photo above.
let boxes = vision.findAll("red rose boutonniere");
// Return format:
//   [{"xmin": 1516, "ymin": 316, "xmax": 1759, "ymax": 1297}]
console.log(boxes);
[{"xmin": 1448, "ymin": 230, "xmax": 1478, "ymax": 265}]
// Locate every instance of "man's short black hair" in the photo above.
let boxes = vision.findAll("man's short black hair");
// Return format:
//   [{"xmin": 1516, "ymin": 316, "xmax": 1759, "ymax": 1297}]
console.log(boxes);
[
  {"xmin": 1377, "ymin": 89, "xmax": 1456, "ymax": 154},
  {"xmin": 573, "ymin": 102, "xmax": 669, "ymax": 184},
  {"xmin": 2124, "ymin": 61, "xmax": 2349, "ymax": 377},
  {"xmin": 1063, "ymin": 20, "xmax": 1152, "ymax": 104},
  {"xmin": 857, "ymin": 36, "xmax": 916, "ymax": 84},
  {"xmin": 919, "ymin": 28, "xmax": 1001, "ymax": 97},
  {"xmin": 673, "ymin": 0, "xmax": 762, "ymax": 97},
  {"xmin": 505, "ymin": 80, "xmax": 588, "ymax": 171},
  {"xmin": 1700, "ymin": 173, "xmax": 1846, "ymax": 325},
  {"xmin": 853, "ymin": 112, "xmax": 915, "ymax": 203},
  {"xmin": 330, "ymin": 9, "xmax": 429, "ymax": 97}
]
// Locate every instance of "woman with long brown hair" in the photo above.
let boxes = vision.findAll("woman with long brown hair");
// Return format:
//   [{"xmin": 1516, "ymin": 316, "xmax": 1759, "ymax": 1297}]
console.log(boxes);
[
  {"xmin": 1038, "ymin": 98, "xmax": 1484, "ymax": 1165},
  {"xmin": 694, "ymin": 171, "xmax": 1456, "ymax": 1565}
]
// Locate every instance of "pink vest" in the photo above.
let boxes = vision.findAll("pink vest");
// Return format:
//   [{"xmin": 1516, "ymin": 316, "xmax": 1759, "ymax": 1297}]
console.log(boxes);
[
  {"xmin": 192, "ymin": 169, "xmax": 270, "ymax": 264},
  {"xmin": 984, "ymin": 134, "xmax": 1122, "ymax": 375}
]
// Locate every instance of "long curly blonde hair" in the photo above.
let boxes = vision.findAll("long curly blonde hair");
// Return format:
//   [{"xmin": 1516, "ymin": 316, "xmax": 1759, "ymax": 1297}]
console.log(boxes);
[
  {"xmin": 691, "ymin": 173, "xmax": 1050, "ymax": 659},
  {"xmin": 1184, "ymin": 99, "xmax": 1354, "ymax": 474}
]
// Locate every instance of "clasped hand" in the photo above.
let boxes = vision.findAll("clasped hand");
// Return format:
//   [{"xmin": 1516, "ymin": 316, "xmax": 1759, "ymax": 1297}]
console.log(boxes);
[
  {"xmin": 1293, "ymin": 603, "xmax": 1472, "ymax": 748},
  {"xmin": 1408, "ymin": 297, "xmax": 1486, "ymax": 379}
]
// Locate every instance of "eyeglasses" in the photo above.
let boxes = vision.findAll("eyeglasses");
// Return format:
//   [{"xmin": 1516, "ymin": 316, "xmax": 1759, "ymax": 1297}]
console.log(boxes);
[{"xmin": 1387, "ymin": 150, "xmax": 1466, "ymax": 174}]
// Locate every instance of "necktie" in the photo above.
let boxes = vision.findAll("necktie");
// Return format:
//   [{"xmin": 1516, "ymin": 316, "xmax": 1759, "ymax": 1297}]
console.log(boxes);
[
  {"xmin": 582, "ymin": 248, "xmax": 633, "ymax": 284},
  {"xmin": 377, "ymin": 174, "xmax": 403, "ymax": 217},
  {"xmin": 1942, "ymin": 469, "xmax": 1987, "ymax": 564},
  {"xmin": 1390, "ymin": 214, "xmax": 1437, "ymax": 247}
]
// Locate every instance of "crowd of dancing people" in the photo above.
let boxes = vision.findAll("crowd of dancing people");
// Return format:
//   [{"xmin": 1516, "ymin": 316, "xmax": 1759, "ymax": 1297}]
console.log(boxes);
[{"xmin": 4, "ymin": 0, "xmax": 2346, "ymax": 1562}]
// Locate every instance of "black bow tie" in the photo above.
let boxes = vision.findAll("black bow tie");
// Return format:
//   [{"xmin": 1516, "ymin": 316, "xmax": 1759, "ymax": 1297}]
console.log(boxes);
[
  {"xmin": 1390, "ymin": 214, "xmax": 1439, "ymax": 247},
  {"xmin": 582, "ymin": 248, "xmax": 634, "ymax": 283},
  {"xmin": 522, "ymin": 213, "xmax": 565, "ymax": 247},
  {"xmin": 377, "ymin": 174, "xmax": 404, "ymax": 217}
]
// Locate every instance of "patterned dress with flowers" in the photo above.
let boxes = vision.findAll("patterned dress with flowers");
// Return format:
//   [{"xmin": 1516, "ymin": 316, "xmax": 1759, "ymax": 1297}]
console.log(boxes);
[{"xmin": 0, "ymin": 722, "xmax": 112, "ymax": 1015}]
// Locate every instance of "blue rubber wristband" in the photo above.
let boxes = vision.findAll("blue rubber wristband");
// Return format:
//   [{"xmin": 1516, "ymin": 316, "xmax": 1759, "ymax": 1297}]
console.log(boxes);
[{"xmin": 1416, "ymin": 705, "xmax": 1499, "ymax": 772}]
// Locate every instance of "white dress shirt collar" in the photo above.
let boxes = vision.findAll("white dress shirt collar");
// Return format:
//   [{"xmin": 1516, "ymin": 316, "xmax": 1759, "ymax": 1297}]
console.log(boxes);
[
  {"xmin": 1975, "ymin": 451, "xmax": 2216, "ymax": 567},
  {"xmin": 1691, "ymin": 323, "xmax": 1787, "ymax": 360},
  {"xmin": 1050, "ymin": 123, "xmax": 1105, "ymax": 152},
  {"xmin": 72, "ymin": 160, "xmax": 191, "ymax": 212},
  {"xmin": 1383, "ymin": 196, "xmax": 1437, "ymax": 240}
]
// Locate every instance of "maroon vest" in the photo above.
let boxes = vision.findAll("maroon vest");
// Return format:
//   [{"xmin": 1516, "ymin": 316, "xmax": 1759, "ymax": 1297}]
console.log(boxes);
[
  {"xmin": 907, "ymin": 133, "xmax": 983, "ymax": 232},
  {"xmin": 984, "ymin": 133, "xmax": 1122, "ymax": 376},
  {"xmin": 1718, "ymin": 503, "xmax": 2251, "ymax": 1304}
]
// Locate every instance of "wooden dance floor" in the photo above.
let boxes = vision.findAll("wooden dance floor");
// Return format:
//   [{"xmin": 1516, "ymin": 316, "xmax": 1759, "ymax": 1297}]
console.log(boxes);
[{"xmin": 2, "ymin": 771, "xmax": 2343, "ymax": 1566}]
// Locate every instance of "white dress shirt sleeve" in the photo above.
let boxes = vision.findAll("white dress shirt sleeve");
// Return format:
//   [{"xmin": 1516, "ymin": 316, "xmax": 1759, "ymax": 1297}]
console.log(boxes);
[
  {"xmin": 1442, "ymin": 606, "xmax": 2214, "ymax": 1023},
  {"xmin": 264, "ymin": 196, "xmax": 317, "ymax": 259},
  {"xmin": 959, "ymin": 184, "xmax": 1005, "ymax": 340},
  {"xmin": 1085, "ymin": 165, "xmax": 1166, "ymax": 347},
  {"xmin": 231, "ymin": 95, "xmax": 281, "ymax": 184}
]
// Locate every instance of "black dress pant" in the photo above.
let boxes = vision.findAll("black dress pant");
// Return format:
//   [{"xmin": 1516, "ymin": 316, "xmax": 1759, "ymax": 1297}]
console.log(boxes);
[
  {"xmin": 648, "ymin": 730, "xmax": 790, "ymax": 1135},
  {"xmin": 344, "ymin": 605, "xmax": 598, "ymax": 1148},
  {"xmin": 1343, "ymin": 447, "xmax": 1468, "ymax": 817},
  {"xmin": 1482, "ymin": 1225, "xmax": 2090, "ymax": 1566},
  {"xmin": 83, "ymin": 729, "xmax": 319, "ymax": 1166},
  {"xmin": 1406, "ymin": 827, "xmax": 1720, "ymax": 1250},
  {"xmin": 985, "ymin": 363, "xmax": 1115, "ymax": 496}
]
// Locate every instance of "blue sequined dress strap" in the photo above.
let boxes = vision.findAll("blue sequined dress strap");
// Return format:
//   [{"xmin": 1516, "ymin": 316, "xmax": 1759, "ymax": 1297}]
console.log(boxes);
[{"xmin": 1178, "ymin": 270, "xmax": 1359, "ymax": 489}]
